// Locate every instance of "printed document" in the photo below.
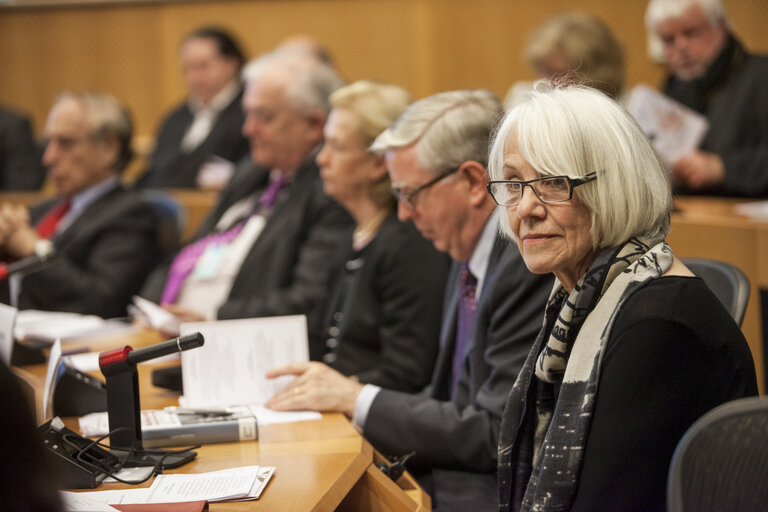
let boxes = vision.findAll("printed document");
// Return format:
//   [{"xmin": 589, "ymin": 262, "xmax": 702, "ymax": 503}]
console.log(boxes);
[
  {"xmin": 626, "ymin": 84, "xmax": 709, "ymax": 168},
  {"xmin": 179, "ymin": 315, "xmax": 309, "ymax": 407}
]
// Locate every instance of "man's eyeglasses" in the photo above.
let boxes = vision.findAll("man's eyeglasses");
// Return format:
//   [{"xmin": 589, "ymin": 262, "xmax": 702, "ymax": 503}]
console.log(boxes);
[
  {"xmin": 487, "ymin": 172, "xmax": 597, "ymax": 206},
  {"xmin": 391, "ymin": 167, "xmax": 459, "ymax": 208}
]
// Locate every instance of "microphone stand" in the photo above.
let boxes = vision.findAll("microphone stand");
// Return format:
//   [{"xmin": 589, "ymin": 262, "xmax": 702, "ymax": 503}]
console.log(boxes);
[{"xmin": 98, "ymin": 332, "xmax": 204, "ymax": 469}]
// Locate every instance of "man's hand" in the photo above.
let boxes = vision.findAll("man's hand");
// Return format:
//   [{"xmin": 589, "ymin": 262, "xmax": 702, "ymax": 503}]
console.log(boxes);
[
  {"xmin": 672, "ymin": 151, "xmax": 725, "ymax": 190},
  {"xmin": 162, "ymin": 303, "xmax": 206, "ymax": 323},
  {"xmin": 0, "ymin": 203, "xmax": 38, "ymax": 257},
  {"xmin": 265, "ymin": 362, "xmax": 364, "ymax": 417}
]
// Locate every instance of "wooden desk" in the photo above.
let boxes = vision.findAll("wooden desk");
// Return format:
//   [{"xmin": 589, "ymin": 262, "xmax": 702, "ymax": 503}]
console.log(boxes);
[
  {"xmin": 18, "ymin": 331, "xmax": 429, "ymax": 511},
  {"xmin": 670, "ymin": 197, "xmax": 768, "ymax": 393}
]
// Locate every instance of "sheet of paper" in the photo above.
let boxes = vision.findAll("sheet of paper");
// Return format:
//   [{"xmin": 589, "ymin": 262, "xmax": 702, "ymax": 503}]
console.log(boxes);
[
  {"xmin": 60, "ymin": 491, "xmax": 120, "ymax": 511},
  {"xmin": 734, "ymin": 201, "xmax": 768, "ymax": 221},
  {"xmin": 248, "ymin": 466, "xmax": 275, "ymax": 500},
  {"xmin": 104, "ymin": 466, "xmax": 155, "ymax": 484},
  {"xmin": 626, "ymin": 84, "xmax": 709, "ymax": 167},
  {"xmin": 247, "ymin": 404, "xmax": 321, "ymax": 425},
  {"xmin": 179, "ymin": 315, "xmax": 309, "ymax": 407},
  {"xmin": 64, "ymin": 352, "xmax": 101, "ymax": 372},
  {"xmin": 14, "ymin": 310, "xmax": 138, "ymax": 345},
  {"xmin": 59, "ymin": 489, "xmax": 152, "ymax": 506},
  {"xmin": 145, "ymin": 465, "xmax": 261, "ymax": 503},
  {"xmin": 131, "ymin": 296, "xmax": 180, "ymax": 336},
  {"xmin": 42, "ymin": 338, "xmax": 62, "ymax": 421},
  {"xmin": 0, "ymin": 302, "xmax": 16, "ymax": 365}
]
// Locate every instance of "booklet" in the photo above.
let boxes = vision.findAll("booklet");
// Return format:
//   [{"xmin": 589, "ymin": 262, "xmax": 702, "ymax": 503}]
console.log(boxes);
[
  {"xmin": 79, "ymin": 405, "xmax": 319, "ymax": 447},
  {"xmin": 626, "ymin": 84, "xmax": 710, "ymax": 168},
  {"xmin": 79, "ymin": 406, "xmax": 258, "ymax": 448}
]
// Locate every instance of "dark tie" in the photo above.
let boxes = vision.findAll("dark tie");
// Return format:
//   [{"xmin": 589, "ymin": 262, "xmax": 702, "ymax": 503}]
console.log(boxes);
[
  {"xmin": 451, "ymin": 262, "xmax": 477, "ymax": 398},
  {"xmin": 36, "ymin": 199, "xmax": 71, "ymax": 239},
  {"xmin": 160, "ymin": 175, "xmax": 288, "ymax": 304}
]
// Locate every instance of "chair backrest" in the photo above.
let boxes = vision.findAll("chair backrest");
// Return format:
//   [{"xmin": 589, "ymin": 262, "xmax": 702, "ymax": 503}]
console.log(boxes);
[
  {"xmin": 681, "ymin": 257, "xmax": 750, "ymax": 326},
  {"xmin": 667, "ymin": 396, "xmax": 768, "ymax": 512},
  {"xmin": 141, "ymin": 189, "xmax": 186, "ymax": 257}
]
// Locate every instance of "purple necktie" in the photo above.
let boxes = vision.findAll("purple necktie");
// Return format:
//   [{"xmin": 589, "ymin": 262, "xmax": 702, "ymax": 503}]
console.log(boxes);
[
  {"xmin": 451, "ymin": 262, "xmax": 477, "ymax": 398},
  {"xmin": 160, "ymin": 175, "xmax": 288, "ymax": 304}
]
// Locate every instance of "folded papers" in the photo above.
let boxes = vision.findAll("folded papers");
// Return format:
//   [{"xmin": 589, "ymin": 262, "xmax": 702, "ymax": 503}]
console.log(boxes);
[{"xmin": 60, "ymin": 465, "xmax": 275, "ymax": 510}]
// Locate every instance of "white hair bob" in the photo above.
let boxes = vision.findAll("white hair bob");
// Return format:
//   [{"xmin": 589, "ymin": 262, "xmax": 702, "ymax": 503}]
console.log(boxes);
[
  {"xmin": 645, "ymin": 0, "xmax": 730, "ymax": 63},
  {"xmin": 488, "ymin": 82, "xmax": 672, "ymax": 248}
]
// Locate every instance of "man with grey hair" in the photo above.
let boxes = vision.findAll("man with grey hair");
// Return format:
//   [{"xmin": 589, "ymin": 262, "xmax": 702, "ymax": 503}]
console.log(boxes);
[
  {"xmin": 265, "ymin": 89, "xmax": 552, "ymax": 511},
  {"xmin": 0, "ymin": 91, "xmax": 162, "ymax": 317},
  {"xmin": 645, "ymin": 0, "xmax": 768, "ymax": 196},
  {"xmin": 142, "ymin": 50, "xmax": 351, "ymax": 375}
]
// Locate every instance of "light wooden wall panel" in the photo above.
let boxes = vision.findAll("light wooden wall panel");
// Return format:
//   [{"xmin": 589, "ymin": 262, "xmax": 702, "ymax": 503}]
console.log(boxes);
[{"xmin": 0, "ymin": 0, "xmax": 766, "ymax": 142}]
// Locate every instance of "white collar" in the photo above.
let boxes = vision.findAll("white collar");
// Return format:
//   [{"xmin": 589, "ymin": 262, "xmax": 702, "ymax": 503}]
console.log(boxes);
[
  {"xmin": 189, "ymin": 79, "xmax": 240, "ymax": 114},
  {"xmin": 467, "ymin": 210, "xmax": 499, "ymax": 297}
]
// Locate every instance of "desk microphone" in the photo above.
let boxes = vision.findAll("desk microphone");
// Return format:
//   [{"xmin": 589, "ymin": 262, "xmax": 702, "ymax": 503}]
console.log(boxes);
[
  {"xmin": 0, "ymin": 241, "xmax": 55, "ymax": 280},
  {"xmin": 99, "ymin": 332, "xmax": 205, "ymax": 369},
  {"xmin": 98, "ymin": 331, "xmax": 205, "ymax": 457}
]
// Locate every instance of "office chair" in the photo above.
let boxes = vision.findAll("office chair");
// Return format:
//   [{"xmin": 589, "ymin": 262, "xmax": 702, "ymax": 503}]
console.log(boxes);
[
  {"xmin": 141, "ymin": 190, "xmax": 185, "ymax": 257},
  {"xmin": 681, "ymin": 258, "xmax": 750, "ymax": 326},
  {"xmin": 667, "ymin": 396, "xmax": 768, "ymax": 512}
]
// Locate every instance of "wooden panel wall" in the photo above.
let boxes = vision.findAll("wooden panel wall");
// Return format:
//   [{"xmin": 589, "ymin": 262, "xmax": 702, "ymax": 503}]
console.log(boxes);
[{"xmin": 0, "ymin": 0, "xmax": 766, "ymax": 143}]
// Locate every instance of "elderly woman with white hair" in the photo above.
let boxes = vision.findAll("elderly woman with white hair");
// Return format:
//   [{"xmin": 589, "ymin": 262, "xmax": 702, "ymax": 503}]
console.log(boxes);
[{"xmin": 489, "ymin": 83, "xmax": 757, "ymax": 511}]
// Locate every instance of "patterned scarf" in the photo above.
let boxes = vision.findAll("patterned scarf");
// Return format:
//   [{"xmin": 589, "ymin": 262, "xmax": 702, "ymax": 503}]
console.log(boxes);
[{"xmin": 498, "ymin": 237, "xmax": 673, "ymax": 512}]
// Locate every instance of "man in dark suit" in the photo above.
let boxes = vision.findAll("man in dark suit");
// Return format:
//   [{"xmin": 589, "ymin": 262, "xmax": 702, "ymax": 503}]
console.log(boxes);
[
  {"xmin": 645, "ymin": 0, "xmax": 768, "ymax": 196},
  {"xmin": 0, "ymin": 92, "xmax": 162, "ymax": 318},
  {"xmin": 139, "ymin": 27, "xmax": 250, "ymax": 189},
  {"xmin": 141, "ymin": 49, "xmax": 351, "ymax": 344},
  {"xmin": 0, "ymin": 107, "xmax": 46, "ymax": 190},
  {"xmin": 266, "ymin": 90, "xmax": 553, "ymax": 512}
]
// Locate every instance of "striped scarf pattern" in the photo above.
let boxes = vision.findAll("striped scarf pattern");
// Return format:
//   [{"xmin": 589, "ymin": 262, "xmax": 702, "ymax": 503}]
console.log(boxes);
[{"xmin": 498, "ymin": 237, "xmax": 673, "ymax": 512}]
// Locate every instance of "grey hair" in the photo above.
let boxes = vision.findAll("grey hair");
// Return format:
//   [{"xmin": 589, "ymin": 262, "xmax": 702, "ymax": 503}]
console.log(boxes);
[
  {"xmin": 242, "ymin": 50, "xmax": 344, "ymax": 115},
  {"xmin": 55, "ymin": 90, "xmax": 133, "ymax": 172},
  {"xmin": 488, "ymin": 82, "xmax": 672, "ymax": 248},
  {"xmin": 524, "ymin": 11, "xmax": 625, "ymax": 98},
  {"xmin": 645, "ymin": 0, "xmax": 730, "ymax": 63},
  {"xmin": 370, "ymin": 89, "xmax": 502, "ymax": 175}
]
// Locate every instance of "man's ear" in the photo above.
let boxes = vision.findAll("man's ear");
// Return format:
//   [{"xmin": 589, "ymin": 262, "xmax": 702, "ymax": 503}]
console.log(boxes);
[
  {"xmin": 459, "ymin": 160, "xmax": 490, "ymax": 206},
  {"xmin": 306, "ymin": 110, "xmax": 326, "ymax": 143},
  {"xmin": 98, "ymin": 134, "xmax": 121, "ymax": 171},
  {"xmin": 368, "ymin": 154, "xmax": 389, "ymax": 182}
]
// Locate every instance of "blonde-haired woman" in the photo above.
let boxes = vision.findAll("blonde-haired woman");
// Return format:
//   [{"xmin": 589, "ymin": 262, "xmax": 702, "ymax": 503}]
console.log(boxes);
[{"xmin": 313, "ymin": 81, "xmax": 450, "ymax": 392}]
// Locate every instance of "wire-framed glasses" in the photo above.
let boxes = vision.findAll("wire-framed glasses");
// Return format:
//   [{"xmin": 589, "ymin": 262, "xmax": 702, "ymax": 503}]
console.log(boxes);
[
  {"xmin": 391, "ymin": 167, "xmax": 459, "ymax": 208},
  {"xmin": 487, "ymin": 172, "xmax": 597, "ymax": 206}
]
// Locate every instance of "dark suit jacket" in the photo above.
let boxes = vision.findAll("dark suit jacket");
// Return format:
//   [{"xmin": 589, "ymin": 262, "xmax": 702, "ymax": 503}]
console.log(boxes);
[
  {"xmin": 0, "ymin": 108, "xmax": 45, "ymax": 190},
  {"xmin": 139, "ymin": 89, "xmax": 249, "ymax": 188},
  {"xmin": 142, "ymin": 156, "xmax": 353, "ymax": 343},
  {"xmin": 15, "ymin": 185, "xmax": 162, "ymax": 318},
  {"xmin": 363, "ymin": 235, "xmax": 553, "ymax": 512},
  {"xmin": 664, "ymin": 38, "xmax": 768, "ymax": 197},
  {"xmin": 318, "ymin": 213, "xmax": 451, "ymax": 392}
]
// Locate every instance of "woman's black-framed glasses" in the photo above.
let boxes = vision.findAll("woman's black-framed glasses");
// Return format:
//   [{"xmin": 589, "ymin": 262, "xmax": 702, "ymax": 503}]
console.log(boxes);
[
  {"xmin": 487, "ymin": 172, "xmax": 597, "ymax": 206},
  {"xmin": 391, "ymin": 167, "xmax": 460, "ymax": 208}
]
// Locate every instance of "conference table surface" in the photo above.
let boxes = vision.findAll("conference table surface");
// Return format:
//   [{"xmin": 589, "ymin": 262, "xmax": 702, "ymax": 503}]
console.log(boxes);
[{"xmin": 17, "ymin": 329, "xmax": 429, "ymax": 511}]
